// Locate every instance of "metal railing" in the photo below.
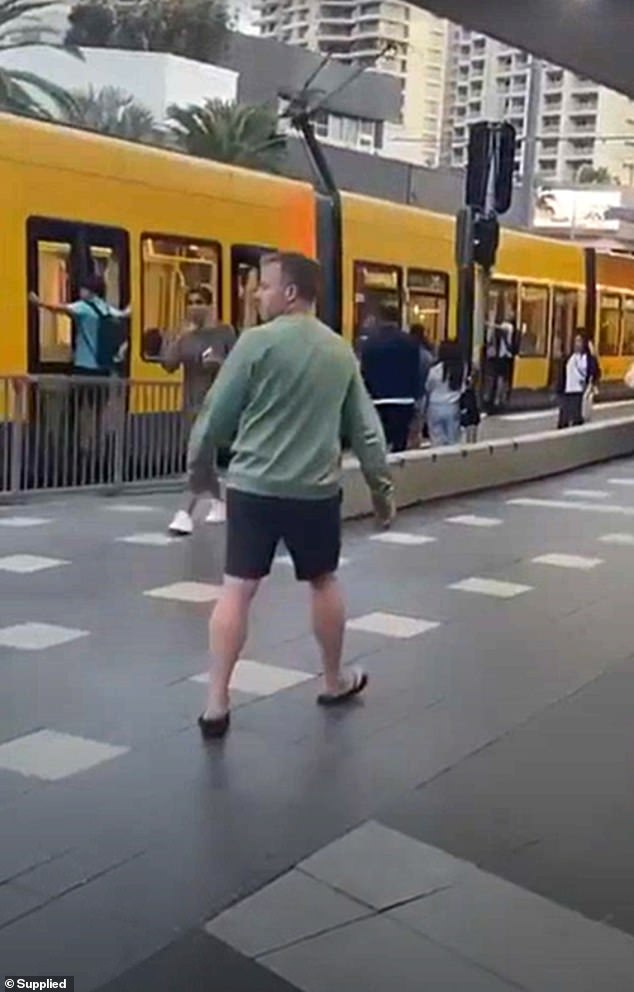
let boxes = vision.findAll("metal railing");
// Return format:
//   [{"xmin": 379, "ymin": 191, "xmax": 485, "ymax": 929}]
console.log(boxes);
[{"xmin": 1, "ymin": 375, "xmax": 191, "ymax": 496}]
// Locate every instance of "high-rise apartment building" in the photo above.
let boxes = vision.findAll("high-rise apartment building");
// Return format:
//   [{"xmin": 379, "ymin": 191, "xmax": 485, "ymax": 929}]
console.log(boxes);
[
  {"xmin": 256, "ymin": 0, "xmax": 449, "ymax": 166},
  {"xmin": 444, "ymin": 25, "xmax": 634, "ymax": 186}
]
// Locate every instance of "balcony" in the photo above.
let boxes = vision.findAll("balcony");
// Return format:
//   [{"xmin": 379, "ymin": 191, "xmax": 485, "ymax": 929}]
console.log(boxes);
[
  {"xmin": 319, "ymin": 26, "xmax": 352, "ymax": 39},
  {"xmin": 569, "ymin": 106, "xmax": 598, "ymax": 119}
]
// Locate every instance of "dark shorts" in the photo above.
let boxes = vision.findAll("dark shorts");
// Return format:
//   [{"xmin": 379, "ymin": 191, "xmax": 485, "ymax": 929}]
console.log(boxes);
[{"xmin": 225, "ymin": 489, "xmax": 341, "ymax": 582}]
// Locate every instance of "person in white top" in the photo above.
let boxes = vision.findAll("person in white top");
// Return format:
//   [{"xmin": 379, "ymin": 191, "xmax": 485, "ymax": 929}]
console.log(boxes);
[
  {"xmin": 558, "ymin": 332, "xmax": 593, "ymax": 429},
  {"xmin": 425, "ymin": 340, "xmax": 466, "ymax": 446}
]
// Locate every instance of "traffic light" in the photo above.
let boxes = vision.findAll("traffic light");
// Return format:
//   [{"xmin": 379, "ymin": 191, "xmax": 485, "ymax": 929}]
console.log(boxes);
[
  {"xmin": 495, "ymin": 122, "xmax": 516, "ymax": 215},
  {"xmin": 465, "ymin": 122, "xmax": 516, "ymax": 216},
  {"xmin": 473, "ymin": 214, "xmax": 500, "ymax": 271},
  {"xmin": 465, "ymin": 122, "xmax": 490, "ymax": 212}
]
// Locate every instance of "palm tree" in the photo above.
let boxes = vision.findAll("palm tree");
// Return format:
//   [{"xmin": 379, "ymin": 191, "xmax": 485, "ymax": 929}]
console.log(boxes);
[
  {"xmin": 0, "ymin": 0, "xmax": 79, "ymax": 119},
  {"xmin": 67, "ymin": 85, "xmax": 159, "ymax": 142},
  {"xmin": 168, "ymin": 99, "xmax": 286, "ymax": 173}
]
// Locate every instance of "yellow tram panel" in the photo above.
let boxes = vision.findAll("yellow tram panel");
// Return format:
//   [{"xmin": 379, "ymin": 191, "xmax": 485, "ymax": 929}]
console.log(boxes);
[{"xmin": 340, "ymin": 193, "xmax": 456, "ymax": 348}]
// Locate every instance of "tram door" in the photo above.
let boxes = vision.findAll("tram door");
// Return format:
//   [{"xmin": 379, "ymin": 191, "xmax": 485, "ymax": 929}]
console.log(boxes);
[
  {"xmin": 549, "ymin": 288, "xmax": 578, "ymax": 390},
  {"xmin": 25, "ymin": 218, "xmax": 129, "ymax": 486}
]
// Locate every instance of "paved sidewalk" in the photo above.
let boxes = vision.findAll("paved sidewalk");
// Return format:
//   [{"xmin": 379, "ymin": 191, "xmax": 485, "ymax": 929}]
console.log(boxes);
[{"xmin": 2, "ymin": 457, "xmax": 634, "ymax": 989}]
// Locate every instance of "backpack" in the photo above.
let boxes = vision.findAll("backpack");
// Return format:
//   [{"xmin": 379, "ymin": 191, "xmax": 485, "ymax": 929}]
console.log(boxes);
[{"xmin": 79, "ymin": 301, "xmax": 124, "ymax": 372}]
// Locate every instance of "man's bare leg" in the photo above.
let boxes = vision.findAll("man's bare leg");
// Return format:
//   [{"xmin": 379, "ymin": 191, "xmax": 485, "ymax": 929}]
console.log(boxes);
[
  {"xmin": 310, "ymin": 573, "xmax": 348, "ymax": 695},
  {"xmin": 204, "ymin": 577, "xmax": 259, "ymax": 719}
]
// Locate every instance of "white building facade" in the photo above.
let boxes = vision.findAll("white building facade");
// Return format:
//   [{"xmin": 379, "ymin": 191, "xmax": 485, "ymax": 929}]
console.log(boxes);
[
  {"xmin": 256, "ymin": 0, "xmax": 450, "ymax": 166},
  {"xmin": 445, "ymin": 25, "xmax": 634, "ymax": 186}
]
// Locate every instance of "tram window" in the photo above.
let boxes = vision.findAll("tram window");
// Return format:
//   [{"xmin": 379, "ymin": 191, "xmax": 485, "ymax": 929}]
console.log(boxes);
[
  {"xmin": 89, "ymin": 244, "xmax": 123, "ymax": 307},
  {"xmin": 551, "ymin": 288, "xmax": 578, "ymax": 360},
  {"xmin": 487, "ymin": 280, "xmax": 518, "ymax": 326},
  {"xmin": 622, "ymin": 298, "xmax": 634, "ymax": 354},
  {"xmin": 34, "ymin": 240, "xmax": 73, "ymax": 364},
  {"xmin": 599, "ymin": 293, "xmax": 621, "ymax": 356},
  {"xmin": 231, "ymin": 245, "xmax": 273, "ymax": 332},
  {"xmin": 141, "ymin": 234, "xmax": 220, "ymax": 361},
  {"xmin": 353, "ymin": 261, "xmax": 402, "ymax": 342},
  {"xmin": 519, "ymin": 284, "xmax": 549, "ymax": 356},
  {"xmin": 406, "ymin": 269, "xmax": 448, "ymax": 348}
]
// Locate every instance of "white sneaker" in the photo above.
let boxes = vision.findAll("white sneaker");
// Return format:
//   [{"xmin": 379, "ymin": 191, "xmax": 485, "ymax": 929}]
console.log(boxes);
[
  {"xmin": 168, "ymin": 509, "xmax": 193, "ymax": 536},
  {"xmin": 205, "ymin": 499, "xmax": 227, "ymax": 524}
]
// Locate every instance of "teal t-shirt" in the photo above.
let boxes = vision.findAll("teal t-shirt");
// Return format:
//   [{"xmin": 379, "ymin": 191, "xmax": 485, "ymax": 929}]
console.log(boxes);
[{"xmin": 68, "ymin": 298, "xmax": 120, "ymax": 370}]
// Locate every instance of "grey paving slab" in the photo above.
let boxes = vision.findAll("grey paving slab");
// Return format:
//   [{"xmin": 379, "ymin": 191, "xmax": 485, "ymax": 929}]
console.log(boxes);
[
  {"xmin": 205, "ymin": 869, "xmax": 370, "ymax": 957},
  {"xmin": 0, "ymin": 881, "xmax": 176, "ymax": 992},
  {"xmin": 379, "ymin": 666, "xmax": 634, "ymax": 935},
  {"xmin": 298, "ymin": 821, "xmax": 472, "ymax": 910},
  {"xmin": 391, "ymin": 869, "xmax": 634, "ymax": 992},
  {"xmin": 262, "ymin": 914, "xmax": 522, "ymax": 992},
  {"xmin": 17, "ymin": 845, "xmax": 147, "ymax": 900},
  {"xmin": 2, "ymin": 457, "xmax": 634, "ymax": 990},
  {"xmin": 0, "ymin": 881, "xmax": 46, "ymax": 927},
  {"xmin": 95, "ymin": 930, "xmax": 302, "ymax": 992}
]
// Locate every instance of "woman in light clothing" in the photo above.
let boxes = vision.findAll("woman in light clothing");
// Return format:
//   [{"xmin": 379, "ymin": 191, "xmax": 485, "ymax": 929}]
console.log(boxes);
[
  {"xmin": 558, "ymin": 331, "xmax": 596, "ymax": 429},
  {"xmin": 425, "ymin": 340, "xmax": 465, "ymax": 447}
]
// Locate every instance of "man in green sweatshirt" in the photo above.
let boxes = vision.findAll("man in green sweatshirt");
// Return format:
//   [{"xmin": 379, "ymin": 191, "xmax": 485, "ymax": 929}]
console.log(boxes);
[{"xmin": 188, "ymin": 251, "xmax": 395, "ymax": 738}]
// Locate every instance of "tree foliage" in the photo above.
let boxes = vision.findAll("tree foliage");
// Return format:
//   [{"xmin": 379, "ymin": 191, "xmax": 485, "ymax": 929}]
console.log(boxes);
[
  {"xmin": 168, "ymin": 99, "xmax": 286, "ymax": 172},
  {"xmin": 577, "ymin": 165, "xmax": 618, "ymax": 186},
  {"xmin": 0, "ymin": 0, "xmax": 79, "ymax": 119},
  {"xmin": 66, "ymin": 0, "xmax": 230, "ymax": 62},
  {"xmin": 66, "ymin": 85, "xmax": 158, "ymax": 142}
]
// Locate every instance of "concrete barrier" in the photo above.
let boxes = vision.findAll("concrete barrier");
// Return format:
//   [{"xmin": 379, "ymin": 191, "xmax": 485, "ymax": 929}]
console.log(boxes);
[{"xmin": 341, "ymin": 415, "xmax": 634, "ymax": 519}]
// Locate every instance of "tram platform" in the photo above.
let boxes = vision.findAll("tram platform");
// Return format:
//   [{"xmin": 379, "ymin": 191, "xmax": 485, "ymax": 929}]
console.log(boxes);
[{"xmin": 2, "ymin": 455, "xmax": 634, "ymax": 990}]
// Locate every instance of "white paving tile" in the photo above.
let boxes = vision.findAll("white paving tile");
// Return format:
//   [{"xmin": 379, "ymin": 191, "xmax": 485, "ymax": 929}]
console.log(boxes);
[
  {"xmin": 0, "ymin": 622, "xmax": 89, "ymax": 651},
  {"xmin": 347, "ymin": 612, "xmax": 440, "ymax": 639},
  {"xmin": 104, "ymin": 504, "xmax": 158, "ymax": 513},
  {"xmin": 508, "ymin": 497, "xmax": 634, "ymax": 516},
  {"xmin": 445, "ymin": 515, "xmax": 502, "ymax": 528},
  {"xmin": 532, "ymin": 553, "xmax": 603, "ymax": 571},
  {"xmin": 563, "ymin": 489, "xmax": 610, "ymax": 500},
  {"xmin": 116, "ymin": 532, "xmax": 178, "ymax": 547},
  {"xmin": 191, "ymin": 659, "xmax": 313, "ymax": 695},
  {"xmin": 0, "ymin": 729, "xmax": 128, "ymax": 781},
  {"xmin": 450, "ymin": 577, "xmax": 532, "ymax": 599},
  {"xmin": 144, "ymin": 581, "xmax": 222, "ymax": 603},
  {"xmin": 370, "ymin": 532, "xmax": 436, "ymax": 546},
  {"xmin": 599, "ymin": 533, "xmax": 634, "ymax": 546},
  {"xmin": 0, "ymin": 555, "xmax": 69, "ymax": 574},
  {"xmin": 0, "ymin": 516, "xmax": 51, "ymax": 528}
]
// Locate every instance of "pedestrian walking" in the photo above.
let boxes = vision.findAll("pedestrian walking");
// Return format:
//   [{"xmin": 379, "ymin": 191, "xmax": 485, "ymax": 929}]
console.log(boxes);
[
  {"xmin": 162, "ymin": 286, "xmax": 236, "ymax": 535},
  {"xmin": 425, "ymin": 340, "xmax": 465, "ymax": 447},
  {"xmin": 188, "ymin": 252, "xmax": 395, "ymax": 739},
  {"xmin": 359, "ymin": 303, "xmax": 421, "ymax": 452}
]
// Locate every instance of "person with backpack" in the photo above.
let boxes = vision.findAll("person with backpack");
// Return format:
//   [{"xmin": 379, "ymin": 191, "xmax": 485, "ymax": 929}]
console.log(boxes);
[{"xmin": 29, "ymin": 273, "xmax": 130, "ymax": 375}]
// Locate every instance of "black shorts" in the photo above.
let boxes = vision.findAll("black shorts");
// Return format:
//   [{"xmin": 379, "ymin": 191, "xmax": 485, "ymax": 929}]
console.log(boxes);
[{"xmin": 225, "ymin": 489, "xmax": 341, "ymax": 581}]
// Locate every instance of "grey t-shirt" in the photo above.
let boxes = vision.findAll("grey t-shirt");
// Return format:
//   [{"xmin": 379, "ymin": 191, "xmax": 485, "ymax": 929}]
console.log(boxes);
[{"xmin": 161, "ymin": 325, "xmax": 236, "ymax": 414}]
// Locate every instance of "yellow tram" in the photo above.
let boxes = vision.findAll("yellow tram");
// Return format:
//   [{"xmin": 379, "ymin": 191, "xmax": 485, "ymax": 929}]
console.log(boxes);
[{"xmin": 1, "ymin": 110, "xmax": 634, "ymax": 401}]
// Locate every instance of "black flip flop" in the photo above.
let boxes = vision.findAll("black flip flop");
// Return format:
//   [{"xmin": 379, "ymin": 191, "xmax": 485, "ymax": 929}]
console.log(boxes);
[
  {"xmin": 198, "ymin": 712, "xmax": 230, "ymax": 739},
  {"xmin": 317, "ymin": 670, "xmax": 368, "ymax": 707}
]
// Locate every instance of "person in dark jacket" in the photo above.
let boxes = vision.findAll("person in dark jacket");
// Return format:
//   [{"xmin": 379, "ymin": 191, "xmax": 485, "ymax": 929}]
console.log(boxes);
[{"xmin": 360, "ymin": 303, "xmax": 422, "ymax": 452}]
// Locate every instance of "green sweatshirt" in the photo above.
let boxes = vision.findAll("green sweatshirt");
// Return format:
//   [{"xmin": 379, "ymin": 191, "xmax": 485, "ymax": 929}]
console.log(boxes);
[{"xmin": 187, "ymin": 313, "xmax": 393, "ymax": 501}]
